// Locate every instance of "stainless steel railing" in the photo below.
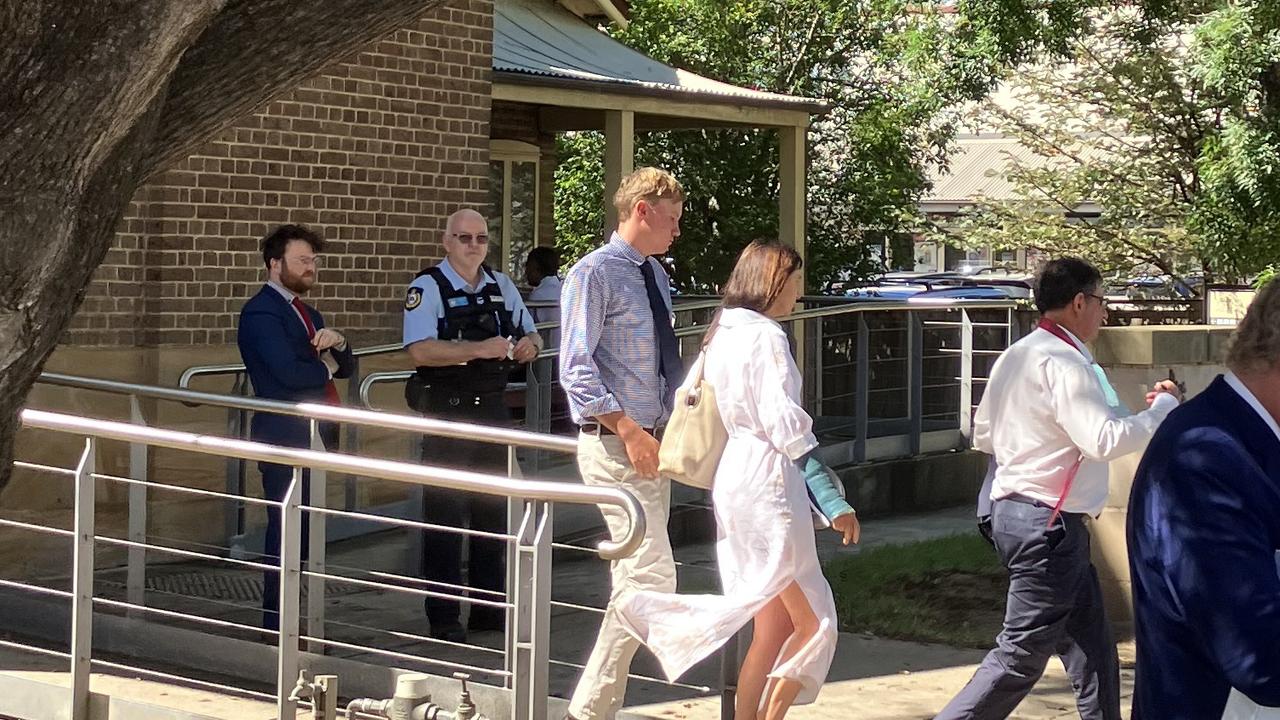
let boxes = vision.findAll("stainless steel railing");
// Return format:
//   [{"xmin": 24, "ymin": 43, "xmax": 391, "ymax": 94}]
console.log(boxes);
[{"xmin": 7, "ymin": 407, "xmax": 644, "ymax": 720}]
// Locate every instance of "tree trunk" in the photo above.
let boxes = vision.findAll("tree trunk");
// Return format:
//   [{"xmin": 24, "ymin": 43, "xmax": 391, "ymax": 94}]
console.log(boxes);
[{"xmin": 0, "ymin": 0, "xmax": 445, "ymax": 490}]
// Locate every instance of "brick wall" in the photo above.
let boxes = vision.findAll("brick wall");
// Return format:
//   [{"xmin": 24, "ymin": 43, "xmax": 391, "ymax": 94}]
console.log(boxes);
[{"xmin": 70, "ymin": 0, "xmax": 495, "ymax": 348}]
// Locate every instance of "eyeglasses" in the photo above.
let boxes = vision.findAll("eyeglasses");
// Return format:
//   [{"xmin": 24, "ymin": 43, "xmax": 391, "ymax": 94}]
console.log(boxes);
[
  {"xmin": 451, "ymin": 232, "xmax": 489, "ymax": 245},
  {"xmin": 1085, "ymin": 293, "xmax": 1107, "ymax": 306},
  {"xmin": 287, "ymin": 255, "xmax": 321, "ymax": 268}
]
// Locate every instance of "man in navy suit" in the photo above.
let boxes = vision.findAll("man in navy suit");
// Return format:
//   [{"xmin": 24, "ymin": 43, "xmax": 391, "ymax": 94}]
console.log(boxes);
[
  {"xmin": 1128, "ymin": 279, "xmax": 1280, "ymax": 719},
  {"xmin": 237, "ymin": 224, "xmax": 354, "ymax": 630}
]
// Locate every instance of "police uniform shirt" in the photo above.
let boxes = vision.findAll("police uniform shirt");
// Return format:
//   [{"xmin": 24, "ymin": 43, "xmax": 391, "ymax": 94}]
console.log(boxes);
[{"xmin": 402, "ymin": 257, "xmax": 537, "ymax": 347}]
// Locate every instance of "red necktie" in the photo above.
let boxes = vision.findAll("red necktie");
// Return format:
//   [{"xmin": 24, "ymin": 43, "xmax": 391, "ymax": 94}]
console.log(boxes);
[{"xmin": 291, "ymin": 297, "xmax": 341, "ymax": 405}]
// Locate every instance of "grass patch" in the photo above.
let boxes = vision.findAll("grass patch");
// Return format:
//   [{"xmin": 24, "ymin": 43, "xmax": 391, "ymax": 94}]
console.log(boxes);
[{"xmin": 825, "ymin": 533, "xmax": 1008, "ymax": 648}]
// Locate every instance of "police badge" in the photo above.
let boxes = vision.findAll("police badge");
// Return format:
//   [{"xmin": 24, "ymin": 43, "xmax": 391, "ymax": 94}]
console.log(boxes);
[{"xmin": 405, "ymin": 286, "xmax": 423, "ymax": 310}]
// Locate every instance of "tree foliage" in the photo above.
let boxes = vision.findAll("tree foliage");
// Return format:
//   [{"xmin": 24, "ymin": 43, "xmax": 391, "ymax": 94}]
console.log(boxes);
[
  {"xmin": 554, "ymin": 0, "xmax": 1097, "ymax": 291},
  {"xmin": 0, "ymin": 0, "xmax": 445, "ymax": 491},
  {"xmin": 938, "ymin": 2, "xmax": 1280, "ymax": 284}
]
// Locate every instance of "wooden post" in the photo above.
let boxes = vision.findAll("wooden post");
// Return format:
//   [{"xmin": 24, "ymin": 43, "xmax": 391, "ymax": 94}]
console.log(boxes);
[{"xmin": 603, "ymin": 110, "xmax": 635, "ymax": 233}]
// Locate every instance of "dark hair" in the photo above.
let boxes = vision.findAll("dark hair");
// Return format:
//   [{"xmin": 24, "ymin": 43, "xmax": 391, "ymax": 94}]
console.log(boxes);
[
  {"xmin": 527, "ymin": 246, "xmax": 560, "ymax": 277},
  {"xmin": 261, "ymin": 224, "xmax": 324, "ymax": 268},
  {"xmin": 722, "ymin": 240, "xmax": 803, "ymax": 314},
  {"xmin": 1033, "ymin": 257, "xmax": 1103, "ymax": 313}
]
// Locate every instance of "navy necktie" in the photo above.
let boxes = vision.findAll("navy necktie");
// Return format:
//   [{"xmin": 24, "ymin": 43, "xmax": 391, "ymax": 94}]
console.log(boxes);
[{"xmin": 639, "ymin": 260, "xmax": 682, "ymax": 405}]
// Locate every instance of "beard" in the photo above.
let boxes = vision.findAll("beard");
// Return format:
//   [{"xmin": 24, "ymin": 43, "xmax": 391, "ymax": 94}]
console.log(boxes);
[{"xmin": 280, "ymin": 265, "xmax": 315, "ymax": 294}]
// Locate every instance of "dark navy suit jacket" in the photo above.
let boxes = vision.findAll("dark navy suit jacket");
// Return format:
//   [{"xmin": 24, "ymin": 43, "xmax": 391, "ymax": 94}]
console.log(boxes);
[
  {"xmin": 1128, "ymin": 375, "xmax": 1280, "ymax": 719},
  {"xmin": 237, "ymin": 285, "xmax": 355, "ymax": 449}
]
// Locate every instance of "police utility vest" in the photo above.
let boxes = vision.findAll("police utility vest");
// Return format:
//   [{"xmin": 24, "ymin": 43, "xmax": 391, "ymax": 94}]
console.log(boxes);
[{"xmin": 413, "ymin": 264, "xmax": 519, "ymax": 394}]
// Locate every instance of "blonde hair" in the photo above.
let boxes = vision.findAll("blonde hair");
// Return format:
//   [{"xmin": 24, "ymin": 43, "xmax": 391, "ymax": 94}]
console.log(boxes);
[
  {"xmin": 1227, "ymin": 279, "xmax": 1280, "ymax": 374},
  {"xmin": 612, "ymin": 167, "xmax": 685, "ymax": 221}
]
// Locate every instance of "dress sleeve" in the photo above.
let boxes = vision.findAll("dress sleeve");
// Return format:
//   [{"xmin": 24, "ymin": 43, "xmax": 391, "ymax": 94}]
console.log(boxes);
[{"xmin": 755, "ymin": 328, "xmax": 818, "ymax": 460}]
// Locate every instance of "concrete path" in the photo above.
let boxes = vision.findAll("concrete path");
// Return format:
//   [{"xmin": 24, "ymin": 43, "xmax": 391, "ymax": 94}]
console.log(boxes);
[{"xmin": 0, "ymin": 506, "xmax": 1136, "ymax": 719}]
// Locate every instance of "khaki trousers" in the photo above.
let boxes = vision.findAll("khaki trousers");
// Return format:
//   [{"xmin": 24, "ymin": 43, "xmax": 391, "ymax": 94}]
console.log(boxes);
[{"xmin": 568, "ymin": 433, "xmax": 676, "ymax": 720}]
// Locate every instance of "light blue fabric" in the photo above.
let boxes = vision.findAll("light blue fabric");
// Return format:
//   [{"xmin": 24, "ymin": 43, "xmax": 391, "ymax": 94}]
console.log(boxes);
[
  {"xmin": 799, "ymin": 455, "xmax": 854, "ymax": 521},
  {"xmin": 558, "ymin": 233, "xmax": 675, "ymax": 427}
]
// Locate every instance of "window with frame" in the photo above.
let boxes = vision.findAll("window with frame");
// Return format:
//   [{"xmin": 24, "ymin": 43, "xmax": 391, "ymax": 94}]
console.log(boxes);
[{"xmin": 488, "ymin": 140, "xmax": 540, "ymax": 280}]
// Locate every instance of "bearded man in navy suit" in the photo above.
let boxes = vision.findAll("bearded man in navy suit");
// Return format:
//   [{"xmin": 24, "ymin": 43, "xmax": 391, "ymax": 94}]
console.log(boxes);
[
  {"xmin": 1128, "ymin": 279, "xmax": 1280, "ymax": 719},
  {"xmin": 237, "ymin": 224, "xmax": 354, "ymax": 630}
]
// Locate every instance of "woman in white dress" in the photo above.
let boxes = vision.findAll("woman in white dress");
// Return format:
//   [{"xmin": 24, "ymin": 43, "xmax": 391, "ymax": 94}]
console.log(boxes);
[{"xmin": 617, "ymin": 240, "xmax": 860, "ymax": 720}]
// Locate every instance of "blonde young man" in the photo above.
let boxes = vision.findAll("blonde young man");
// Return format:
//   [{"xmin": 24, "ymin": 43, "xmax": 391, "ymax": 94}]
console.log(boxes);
[{"xmin": 560, "ymin": 168, "xmax": 685, "ymax": 720}]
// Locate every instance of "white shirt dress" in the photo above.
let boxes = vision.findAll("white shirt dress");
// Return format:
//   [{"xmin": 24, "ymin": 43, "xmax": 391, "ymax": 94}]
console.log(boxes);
[{"xmin": 617, "ymin": 307, "xmax": 839, "ymax": 706}]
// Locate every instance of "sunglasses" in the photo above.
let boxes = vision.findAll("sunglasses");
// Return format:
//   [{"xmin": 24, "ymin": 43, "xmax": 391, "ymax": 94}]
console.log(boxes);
[{"xmin": 451, "ymin": 232, "xmax": 489, "ymax": 245}]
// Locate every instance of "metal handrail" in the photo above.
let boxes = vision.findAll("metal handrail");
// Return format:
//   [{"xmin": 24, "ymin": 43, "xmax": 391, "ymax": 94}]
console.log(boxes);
[
  {"xmin": 359, "ymin": 298, "xmax": 1021, "ymax": 407},
  {"xmin": 20, "ymin": 408, "xmax": 642, "ymax": 560},
  {"xmin": 38, "ymin": 372, "xmax": 577, "ymax": 454},
  {"xmin": 176, "ymin": 298, "xmax": 728, "ymax": 388}
]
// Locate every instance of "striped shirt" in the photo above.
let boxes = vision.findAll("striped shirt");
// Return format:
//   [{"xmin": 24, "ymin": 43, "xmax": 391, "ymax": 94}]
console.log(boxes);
[{"xmin": 559, "ymin": 233, "xmax": 674, "ymax": 427}]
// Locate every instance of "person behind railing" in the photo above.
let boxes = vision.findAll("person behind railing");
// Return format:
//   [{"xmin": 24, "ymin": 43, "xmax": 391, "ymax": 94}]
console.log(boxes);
[
  {"xmin": 614, "ymin": 240, "xmax": 860, "ymax": 720},
  {"xmin": 560, "ymin": 167, "xmax": 685, "ymax": 720},
  {"xmin": 524, "ymin": 245, "xmax": 562, "ymax": 344},
  {"xmin": 935, "ymin": 257, "xmax": 1182, "ymax": 720},
  {"xmin": 402, "ymin": 208, "xmax": 542, "ymax": 643},
  {"xmin": 1127, "ymin": 279, "xmax": 1280, "ymax": 720},
  {"xmin": 236, "ymin": 224, "xmax": 354, "ymax": 631}
]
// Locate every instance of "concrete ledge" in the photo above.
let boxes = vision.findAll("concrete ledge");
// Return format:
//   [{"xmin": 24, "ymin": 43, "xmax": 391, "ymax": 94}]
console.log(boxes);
[
  {"xmin": 1092, "ymin": 325, "xmax": 1234, "ymax": 366},
  {"xmin": 835, "ymin": 450, "xmax": 987, "ymax": 518},
  {"xmin": 0, "ymin": 672, "xmax": 228, "ymax": 720}
]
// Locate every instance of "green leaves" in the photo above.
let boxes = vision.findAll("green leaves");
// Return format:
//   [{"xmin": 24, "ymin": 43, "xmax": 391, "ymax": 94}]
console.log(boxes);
[
  {"xmin": 554, "ymin": 0, "xmax": 1027, "ymax": 290},
  {"xmin": 939, "ymin": 3, "xmax": 1280, "ymax": 285}
]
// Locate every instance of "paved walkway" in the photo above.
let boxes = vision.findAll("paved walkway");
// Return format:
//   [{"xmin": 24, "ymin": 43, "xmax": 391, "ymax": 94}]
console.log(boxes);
[{"xmin": 0, "ymin": 506, "xmax": 1136, "ymax": 719}]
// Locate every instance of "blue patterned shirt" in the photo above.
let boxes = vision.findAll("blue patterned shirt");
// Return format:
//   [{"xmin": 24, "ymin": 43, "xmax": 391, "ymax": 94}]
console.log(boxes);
[{"xmin": 559, "ymin": 233, "xmax": 674, "ymax": 427}]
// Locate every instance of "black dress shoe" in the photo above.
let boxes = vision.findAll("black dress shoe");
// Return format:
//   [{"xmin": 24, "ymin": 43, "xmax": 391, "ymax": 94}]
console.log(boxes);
[{"xmin": 430, "ymin": 620, "xmax": 467, "ymax": 643}]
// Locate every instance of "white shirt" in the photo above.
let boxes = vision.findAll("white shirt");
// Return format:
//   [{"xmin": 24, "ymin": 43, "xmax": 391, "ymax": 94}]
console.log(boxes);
[
  {"xmin": 974, "ymin": 324, "xmax": 1179, "ymax": 516},
  {"xmin": 528, "ymin": 275, "xmax": 562, "ymax": 347}
]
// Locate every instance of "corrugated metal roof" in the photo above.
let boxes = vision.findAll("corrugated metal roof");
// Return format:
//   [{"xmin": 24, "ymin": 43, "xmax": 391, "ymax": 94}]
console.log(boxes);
[
  {"xmin": 923, "ymin": 135, "xmax": 1110, "ymax": 205},
  {"xmin": 493, "ymin": 0, "xmax": 827, "ymax": 112}
]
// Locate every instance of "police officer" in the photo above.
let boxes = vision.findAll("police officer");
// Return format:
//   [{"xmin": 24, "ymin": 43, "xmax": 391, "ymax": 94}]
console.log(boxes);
[{"xmin": 403, "ymin": 208, "xmax": 541, "ymax": 643}]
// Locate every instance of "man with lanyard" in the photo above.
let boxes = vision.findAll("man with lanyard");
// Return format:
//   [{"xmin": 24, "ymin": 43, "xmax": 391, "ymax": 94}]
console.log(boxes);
[
  {"xmin": 402, "ymin": 208, "xmax": 541, "ymax": 643},
  {"xmin": 560, "ymin": 167, "xmax": 685, "ymax": 720},
  {"xmin": 936, "ymin": 257, "xmax": 1182, "ymax": 720}
]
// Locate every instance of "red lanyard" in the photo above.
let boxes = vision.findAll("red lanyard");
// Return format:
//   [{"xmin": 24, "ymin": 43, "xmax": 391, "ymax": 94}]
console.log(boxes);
[{"xmin": 1037, "ymin": 319, "xmax": 1085, "ymax": 527}]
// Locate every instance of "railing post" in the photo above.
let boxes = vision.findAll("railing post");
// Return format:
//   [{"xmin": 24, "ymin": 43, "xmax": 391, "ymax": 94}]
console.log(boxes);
[
  {"xmin": 226, "ymin": 372, "xmax": 249, "ymax": 556},
  {"xmin": 959, "ymin": 309, "xmax": 974, "ymax": 439},
  {"xmin": 306, "ymin": 420, "xmax": 327, "ymax": 651},
  {"xmin": 907, "ymin": 311, "xmax": 923, "ymax": 455},
  {"xmin": 70, "ymin": 438, "xmax": 97, "ymax": 720},
  {"xmin": 505, "ymin": 444, "xmax": 520, "ymax": 688},
  {"xmin": 126, "ymin": 396, "xmax": 147, "ymax": 613},
  {"xmin": 343, "ymin": 354, "xmax": 361, "ymax": 512},
  {"xmin": 719, "ymin": 629, "xmax": 744, "ymax": 720},
  {"xmin": 510, "ymin": 499, "xmax": 551, "ymax": 720},
  {"xmin": 277, "ymin": 467, "xmax": 304, "ymax": 720},
  {"xmin": 809, "ymin": 316, "xmax": 824, "ymax": 416},
  {"xmin": 854, "ymin": 314, "xmax": 869, "ymax": 463}
]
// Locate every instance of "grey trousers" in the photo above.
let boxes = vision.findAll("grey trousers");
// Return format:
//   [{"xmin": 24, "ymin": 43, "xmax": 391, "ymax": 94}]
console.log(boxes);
[{"xmin": 935, "ymin": 498, "xmax": 1121, "ymax": 720}]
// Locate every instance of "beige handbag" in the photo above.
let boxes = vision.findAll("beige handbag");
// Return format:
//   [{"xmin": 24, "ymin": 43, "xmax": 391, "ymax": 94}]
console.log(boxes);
[{"xmin": 658, "ymin": 336, "xmax": 728, "ymax": 490}]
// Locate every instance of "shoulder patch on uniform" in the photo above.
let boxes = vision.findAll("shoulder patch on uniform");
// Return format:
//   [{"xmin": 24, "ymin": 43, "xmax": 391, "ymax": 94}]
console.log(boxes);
[{"xmin": 405, "ymin": 286, "xmax": 423, "ymax": 311}]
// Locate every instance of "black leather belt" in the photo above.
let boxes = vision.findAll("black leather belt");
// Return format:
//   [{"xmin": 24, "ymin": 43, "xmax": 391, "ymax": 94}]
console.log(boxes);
[{"xmin": 579, "ymin": 422, "xmax": 664, "ymax": 439}]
